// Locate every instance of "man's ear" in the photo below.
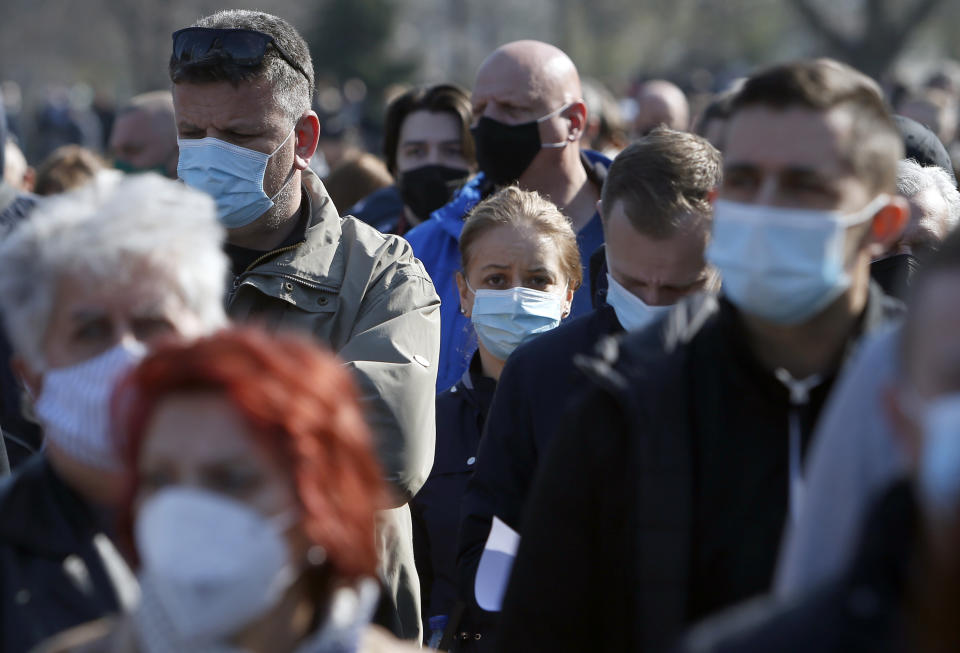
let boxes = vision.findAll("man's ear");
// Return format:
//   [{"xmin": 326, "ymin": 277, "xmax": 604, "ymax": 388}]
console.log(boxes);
[
  {"xmin": 707, "ymin": 188, "xmax": 719, "ymax": 205},
  {"xmin": 455, "ymin": 271, "xmax": 473, "ymax": 319},
  {"xmin": 566, "ymin": 101, "xmax": 588, "ymax": 143},
  {"xmin": 866, "ymin": 196, "xmax": 910, "ymax": 257},
  {"xmin": 12, "ymin": 356, "xmax": 41, "ymax": 400},
  {"xmin": 293, "ymin": 111, "xmax": 321, "ymax": 171}
]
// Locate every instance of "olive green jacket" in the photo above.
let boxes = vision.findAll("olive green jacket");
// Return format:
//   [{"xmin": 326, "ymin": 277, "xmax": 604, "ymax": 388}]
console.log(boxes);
[{"xmin": 228, "ymin": 171, "xmax": 441, "ymax": 503}]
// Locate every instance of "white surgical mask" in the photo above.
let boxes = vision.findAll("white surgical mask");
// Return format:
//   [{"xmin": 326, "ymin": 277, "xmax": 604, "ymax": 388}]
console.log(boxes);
[
  {"xmin": 177, "ymin": 128, "xmax": 296, "ymax": 229},
  {"xmin": 915, "ymin": 392, "xmax": 960, "ymax": 521},
  {"xmin": 604, "ymin": 272, "xmax": 672, "ymax": 332},
  {"xmin": 707, "ymin": 196, "xmax": 887, "ymax": 325},
  {"xmin": 135, "ymin": 486, "xmax": 299, "ymax": 645},
  {"xmin": 34, "ymin": 340, "xmax": 147, "ymax": 471},
  {"xmin": 468, "ymin": 284, "xmax": 566, "ymax": 360}
]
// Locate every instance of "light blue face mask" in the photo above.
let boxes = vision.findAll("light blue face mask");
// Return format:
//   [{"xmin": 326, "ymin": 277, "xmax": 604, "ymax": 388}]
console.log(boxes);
[
  {"xmin": 468, "ymin": 284, "xmax": 566, "ymax": 360},
  {"xmin": 706, "ymin": 196, "xmax": 887, "ymax": 325},
  {"xmin": 177, "ymin": 128, "xmax": 296, "ymax": 229},
  {"xmin": 605, "ymin": 272, "xmax": 672, "ymax": 332}
]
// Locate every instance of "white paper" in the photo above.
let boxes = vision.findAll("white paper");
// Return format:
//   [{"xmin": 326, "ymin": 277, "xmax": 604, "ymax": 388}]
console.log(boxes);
[{"xmin": 474, "ymin": 516, "xmax": 521, "ymax": 612}]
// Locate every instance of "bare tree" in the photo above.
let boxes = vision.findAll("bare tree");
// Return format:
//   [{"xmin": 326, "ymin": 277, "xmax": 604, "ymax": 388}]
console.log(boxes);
[{"xmin": 788, "ymin": 0, "xmax": 945, "ymax": 79}]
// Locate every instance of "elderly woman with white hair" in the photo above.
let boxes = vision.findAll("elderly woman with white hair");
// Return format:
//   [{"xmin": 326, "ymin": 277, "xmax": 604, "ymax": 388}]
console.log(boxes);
[{"xmin": 0, "ymin": 171, "xmax": 229, "ymax": 653}]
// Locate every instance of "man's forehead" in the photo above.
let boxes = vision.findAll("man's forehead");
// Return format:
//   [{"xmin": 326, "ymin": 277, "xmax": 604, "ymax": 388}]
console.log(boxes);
[
  {"xmin": 724, "ymin": 105, "xmax": 852, "ymax": 172},
  {"xmin": 173, "ymin": 80, "xmax": 284, "ymax": 125}
]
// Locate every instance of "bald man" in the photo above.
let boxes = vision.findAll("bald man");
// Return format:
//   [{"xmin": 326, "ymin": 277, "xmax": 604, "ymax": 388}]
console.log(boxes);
[
  {"xmin": 109, "ymin": 91, "xmax": 179, "ymax": 177},
  {"xmin": 405, "ymin": 40, "xmax": 611, "ymax": 391},
  {"xmin": 634, "ymin": 79, "xmax": 690, "ymax": 136}
]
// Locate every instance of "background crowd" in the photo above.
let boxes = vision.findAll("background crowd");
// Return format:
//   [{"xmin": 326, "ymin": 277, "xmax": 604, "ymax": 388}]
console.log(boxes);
[{"xmin": 2, "ymin": 2, "xmax": 960, "ymax": 653}]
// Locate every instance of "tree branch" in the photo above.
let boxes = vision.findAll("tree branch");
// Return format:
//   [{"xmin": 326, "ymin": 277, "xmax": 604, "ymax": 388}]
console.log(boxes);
[{"xmin": 786, "ymin": 0, "xmax": 853, "ymax": 55}]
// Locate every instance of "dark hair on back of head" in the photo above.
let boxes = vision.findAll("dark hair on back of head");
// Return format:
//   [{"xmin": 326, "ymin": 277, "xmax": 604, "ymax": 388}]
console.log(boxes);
[
  {"xmin": 382, "ymin": 84, "xmax": 475, "ymax": 175},
  {"xmin": 169, "ymin": 10, "xmax": 314, "ymax": 123},
  {"xmin": 731, "ymin": 58, "xmax": 903, "ymax": 194},
  {"xmin": 900, "ymin": 226, "xmax": 960, "ymax": 378},
  {"xmin": 600, "ymin": 127, "xmax": 722, "ymax": 239}
]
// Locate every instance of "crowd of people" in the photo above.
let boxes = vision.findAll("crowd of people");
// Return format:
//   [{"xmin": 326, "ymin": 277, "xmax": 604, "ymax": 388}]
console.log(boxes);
[{"xmin": 2, "ymin": 7, "xmax": 960, "ymax": 653}]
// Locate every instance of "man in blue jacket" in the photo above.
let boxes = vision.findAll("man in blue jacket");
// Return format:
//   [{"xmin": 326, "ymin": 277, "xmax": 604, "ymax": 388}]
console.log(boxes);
[{"xmin": 405, "ymin": 40, "xmax": 610, "ymax": 391}]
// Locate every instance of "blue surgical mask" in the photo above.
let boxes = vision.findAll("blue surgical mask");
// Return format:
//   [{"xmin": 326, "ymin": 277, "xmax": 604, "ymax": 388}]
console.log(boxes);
[
  {"xmin": 707, "ymin": 196, "xmax": 887, "ymax": 325},
  {"xmin": 177, "ymin": 128, "xmax": 296, "ymax": 228},
  {"xmin": 605, "ymin": 272, "xmax": 671, "ymax": 332},
  {"xmin": 468, "ymin": 284, "xmax": 566, "ymax": 360},
  {"xmin": 913, "ymin": 392, "xmax": 960, "ymax": 521}
]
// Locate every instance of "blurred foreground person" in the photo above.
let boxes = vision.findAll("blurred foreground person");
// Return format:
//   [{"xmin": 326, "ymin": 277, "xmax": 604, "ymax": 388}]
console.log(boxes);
[
  {"xmin": 410, "ymin": 186, "xmax": 580, "ymax": 649},
  {"xmin": 456, "ymin": 128, "xmax": 720, "ymax": 648},
  {"xmin": 351, "ymin": 84, "xmax": 475, "ymax": 236},
  {"xmin": 37, "ymin": 329, "xmax": 419, "ymax": 653},
  {"xmin": 109, "ymin": 91, "xmax": 178, "ymax": 178},
  {"xmin": 681, "ymin": 228, "xmax": 960, "ymax": 653},
  {"xmin": 0, "ymin": 173, "xmax": 228, "ymax": 653},
  {"xmin": 497, "ymin": 58, "xmax": 909, "ymax": 652},
  {"xmin": 33, "ymin": 144, "xmax": 104, "ymax": 196},
  {"xmin": 407, "ymin": 40, "xmax": 609, "ymax": 391},
  {"xmin": 170, "ymin": 10, "xmax": 440, "ymax": 640}
]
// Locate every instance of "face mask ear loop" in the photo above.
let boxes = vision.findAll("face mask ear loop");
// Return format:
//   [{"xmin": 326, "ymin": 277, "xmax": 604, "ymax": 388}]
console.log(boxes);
[
  {"xmin": 267, "ymin": 126, "xmax": 300, "ymax": 203},
  {"xmin": 538, "ymin": 102, "xmax": 572, "ymax": 149}
]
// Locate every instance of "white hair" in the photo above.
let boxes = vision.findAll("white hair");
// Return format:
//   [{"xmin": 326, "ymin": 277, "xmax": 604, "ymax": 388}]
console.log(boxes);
[
  {"xmin": 897, "ymin": 159, "xmax": 960, "ymax": 234},
  {"xmin": 0, "ymin": 171, "xmax": 229, "ymax": 368}
]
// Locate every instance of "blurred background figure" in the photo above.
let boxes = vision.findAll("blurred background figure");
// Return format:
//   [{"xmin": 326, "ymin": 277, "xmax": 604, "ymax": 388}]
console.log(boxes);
[
  {"xmin": 31, "ymin": 84, "xmax": 104, "ymax": 163},
  {"xmin": 351, "ymin": 83, "xmax": 475, "ymax": 236},
  {"xmin": 37, "ymin": 328, "xmax": 419, "ymax": 653},
  {"xmin": 33, "ymin": 144, "xmax": 105, "ymax": 196},
  {"xmin": 896, "ymin": 87, "xmax": 958, "ymax": 152},
  {"xmin": 693, "ymin": 86, "xmax": 741, "ymax": 152},
  {"xmin": 580, "ymin": 78, "xmax": 628, "ymax": 158},
  {"xmin": 895, "ymin": 159, "xmax": 960, "ymax": 257},
  {"xmin": 411, "ymin": 185, "xmax": 580, "ymax": 649},
  {"xmin": 0, "ymin": 172, "xmax": 228, "ymax": 653},
  {"xmin": 109, "ymin": 90, "xmax": 178, "ymax": 178},
  {"xmin": 3, "ymin": 140, "xmax": 34, "ymax": 192},
  {"xmin": 325, "ymin": 151, "xmax": 394, "ymax": 218},
  {"xmin": 632, "ymin": 79, "xmax": 690, "ymax": 137}
]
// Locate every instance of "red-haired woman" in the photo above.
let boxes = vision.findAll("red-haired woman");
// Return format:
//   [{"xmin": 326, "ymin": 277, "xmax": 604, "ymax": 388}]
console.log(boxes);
[{"xmin": 36, "ymin": 328, "xmax": 418, "ymax": 653}]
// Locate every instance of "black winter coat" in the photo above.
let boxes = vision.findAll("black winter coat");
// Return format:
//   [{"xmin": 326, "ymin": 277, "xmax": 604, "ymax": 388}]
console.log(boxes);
[
  {"xmin": 496, "ymin": 288, "xmax": 904, "ymax": 653},
  {"xmin": 677, "ymin": 480, "xmax": 916, "ymax": 653},
  {"xmin": 411, "ymin": 355, "xmax": 497, "ymax": 636},
  {"xmin": 457, "ymin": 304, "xmax": 623, "ymax": 602},
  {"xmin": 0, "ymin": 455, "xmax": 134, "ymax": 653}
]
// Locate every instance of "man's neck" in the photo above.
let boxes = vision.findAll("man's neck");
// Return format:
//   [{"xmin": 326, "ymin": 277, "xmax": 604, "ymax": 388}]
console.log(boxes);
[
  {"xmin": 741, "ymin": 278, "xmax": 871, "ymax": 380},
  {"xmin": 521, "ymin": 152, "xmax": 598, "ymax": 233}
]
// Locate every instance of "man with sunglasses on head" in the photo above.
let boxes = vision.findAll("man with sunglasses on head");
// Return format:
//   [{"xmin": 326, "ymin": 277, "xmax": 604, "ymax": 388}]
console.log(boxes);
[
  {"xmin": 169, "ymin": 10, "xmax": 440, "ymax": 643},
  {"xmin": 404, "ymin": 40, "xmax": 611, "ymax": 392}
]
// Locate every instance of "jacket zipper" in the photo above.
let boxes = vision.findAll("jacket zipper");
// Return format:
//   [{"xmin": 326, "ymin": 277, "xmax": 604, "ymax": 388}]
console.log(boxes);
[{"xmin": 229, "ymin": 241, "xmax": 340, "ymax": 303}]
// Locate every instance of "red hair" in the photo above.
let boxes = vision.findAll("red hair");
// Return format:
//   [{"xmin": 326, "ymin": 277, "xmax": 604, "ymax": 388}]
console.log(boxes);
[{"xmin": 114, "ymin": 327, "xmax": 386, "ymax": 580}]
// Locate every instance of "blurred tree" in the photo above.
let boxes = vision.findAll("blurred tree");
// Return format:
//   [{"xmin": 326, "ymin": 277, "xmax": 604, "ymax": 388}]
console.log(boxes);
[
  {"xmin": 788, "ymin": 0, "xmax": 946, "ymax": 79},
  {"xmin": 306, "ymin": 0, "xmax": 418, "ymax": 100}
]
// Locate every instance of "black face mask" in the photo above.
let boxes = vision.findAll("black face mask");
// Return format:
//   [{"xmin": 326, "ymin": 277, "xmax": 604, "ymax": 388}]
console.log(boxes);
[
  {"xmin": 397, "ymin": 164, "xmax": 470, "ymax": 223},
  {"xmin": 471, "ymin": 116, "xmax": 542, "ymax": 187}
]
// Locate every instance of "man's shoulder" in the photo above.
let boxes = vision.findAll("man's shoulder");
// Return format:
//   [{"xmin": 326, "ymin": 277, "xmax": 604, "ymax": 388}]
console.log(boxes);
[{"xmin": 508, "ymin": 305, "xmax": 619, "ymax": 373}]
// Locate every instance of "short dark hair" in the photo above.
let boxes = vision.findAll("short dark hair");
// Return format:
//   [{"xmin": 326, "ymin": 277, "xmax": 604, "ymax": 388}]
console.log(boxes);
[
  {"xmin": 33, "ymin": 145, "xmax": 104, "ymax": 196},
  {"xmin": 382, "ymin": 84, "xmax": 475, "ymax": 175},
  {"xmin": 730, "ymin": 58, "xmax": 903, "ymax": 194},
  {"xmin": 169, "ymin": 10, "xmax": 314, "ymax": 124},
  {"xmin": 600, "ymin": 127, "xmax": 722, "ymax": 238}
]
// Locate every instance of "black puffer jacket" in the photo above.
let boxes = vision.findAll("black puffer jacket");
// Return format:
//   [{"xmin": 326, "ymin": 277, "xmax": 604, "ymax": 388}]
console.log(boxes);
[{"xmin": 0, "ymin": 454, "xmax": 136, "ymax": 653}]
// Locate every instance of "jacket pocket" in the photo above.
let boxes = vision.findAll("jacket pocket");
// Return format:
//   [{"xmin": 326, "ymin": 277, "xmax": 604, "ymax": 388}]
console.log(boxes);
[{"xmin": 231, "ymin": 274, "xmax": 342, "ymax": 341}]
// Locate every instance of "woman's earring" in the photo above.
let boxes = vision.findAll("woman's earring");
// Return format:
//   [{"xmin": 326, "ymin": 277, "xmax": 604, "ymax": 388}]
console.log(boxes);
[{"xmin": 307, "ymin": 545, "xmax": 327, "ymax": 567}]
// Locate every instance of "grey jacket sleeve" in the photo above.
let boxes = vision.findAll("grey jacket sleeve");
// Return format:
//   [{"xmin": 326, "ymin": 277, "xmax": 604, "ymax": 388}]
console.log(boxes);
[
  {"xmin": 773, "ymin": 327, "xmax": 910, "ymax": 599},
  {"xmin": 339, "ymin": 253, "xmax": 441, "ymax": 506}
]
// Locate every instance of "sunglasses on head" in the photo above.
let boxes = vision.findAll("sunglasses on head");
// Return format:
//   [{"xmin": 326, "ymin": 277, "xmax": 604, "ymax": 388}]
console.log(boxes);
[{"xmin": 171, "ymin": 27, "xmax": 312, "ymax": 86}]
